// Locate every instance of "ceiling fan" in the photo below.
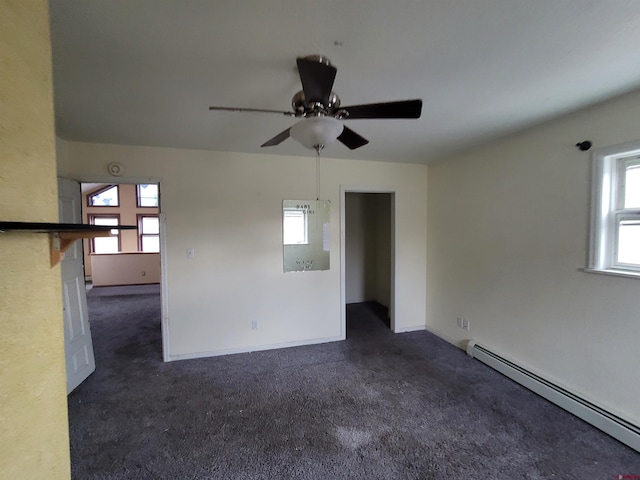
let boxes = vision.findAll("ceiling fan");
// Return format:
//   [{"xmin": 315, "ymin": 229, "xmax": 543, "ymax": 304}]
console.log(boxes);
[{"xmin": 209, "ymin": 55, "xmax": 423, "ymax": 153}]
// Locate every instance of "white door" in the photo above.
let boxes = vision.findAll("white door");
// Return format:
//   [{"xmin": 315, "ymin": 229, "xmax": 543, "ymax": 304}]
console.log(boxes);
[{"xmin": 58, "ymin": 178, "xmax": 96, "ymax": 393}]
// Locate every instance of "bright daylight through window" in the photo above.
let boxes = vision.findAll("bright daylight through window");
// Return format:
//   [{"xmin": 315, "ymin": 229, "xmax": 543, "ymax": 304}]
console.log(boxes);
[
  {"xmin": 89, "ymin": 185, "xmax": 119, "ymax": 206},
  {"xmin": 138, "ymin": 215, "xmax": 160, "ymax": 252},
  {"xmin": 283, "ymin": 209, "xmax": 308, "ymax": 245},
  {"xmin": 589, "ymin": 142, "xmax": 640, "ymax": 276},
  {"xmin": 90, "ymin": 215, "xmax": 120, "ymax": 253},
  {"xmin": 137, "ymin": 184, "xmax": 159, "ymax": 207}
]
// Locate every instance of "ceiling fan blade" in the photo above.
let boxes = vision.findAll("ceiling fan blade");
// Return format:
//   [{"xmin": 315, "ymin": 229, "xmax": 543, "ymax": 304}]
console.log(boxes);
[
  {"xmin": 261, "ymin": 128, "xmax": 291, "ymax": 147},
  {"xmin": 209, "ymin": 106, "xmax": 295, "ymax": 116},
  {"xmin": 340, "ymin": 99, "xmax": 423, "ymax": 119},
  {"xmin": 296, "ymin": 57, "xmax": 337, "ymax": 106},
  {"xmin": 338, "ymin": 126, "xmax": 369, "ymax": 150}
]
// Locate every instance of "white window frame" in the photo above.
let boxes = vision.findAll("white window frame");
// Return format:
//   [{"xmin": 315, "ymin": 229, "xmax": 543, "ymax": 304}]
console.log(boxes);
[{"xmin": 588, "ymin": 141, "xmax": 640, "ymax": 278}]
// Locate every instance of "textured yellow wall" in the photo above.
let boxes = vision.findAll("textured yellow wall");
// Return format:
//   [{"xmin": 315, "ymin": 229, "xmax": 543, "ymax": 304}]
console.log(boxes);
[{"xmin": 0, "ymin": 1, "xmax": 71, "ymax": 479}]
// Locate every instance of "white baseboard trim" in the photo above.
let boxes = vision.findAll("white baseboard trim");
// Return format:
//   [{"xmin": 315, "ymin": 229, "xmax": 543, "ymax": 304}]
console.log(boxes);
[
  {"xmin": 424, "ymin": 325, "xmax": 466, "ymax": 349},
  {"xmin": 395, "ymin": 324, "xmax": 426, "ymax": 333},
  {"xmin": 167, "ymin": 334, "xmax": 345, "ymax": 362}
]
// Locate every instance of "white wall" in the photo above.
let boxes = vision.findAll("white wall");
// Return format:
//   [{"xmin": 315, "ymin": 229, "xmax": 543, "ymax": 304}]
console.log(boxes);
[
  {"xmin": 371, "ymin": 194, "xmax": 392, "ymax": 307},
  {"xmin": 345, "ymin": 193, "xmax": 368, "ymax": 303},
  {"xmin": 345, "ymin": 193, "xmax": 391, "ymax": 307},
  {"xmin": 427, "ymin": 87, "xmax": 640, "ymax": 426},
  {"xmin": 57, "ymin": 141, "xmax": 428, "ymax": 358}
]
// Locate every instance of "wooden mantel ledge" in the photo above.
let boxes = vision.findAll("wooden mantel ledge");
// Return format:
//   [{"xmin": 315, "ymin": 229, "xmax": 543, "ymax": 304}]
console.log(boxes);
[{"xmin": 0, "ymin": 221, "xmax": 137, "ymax": 267}]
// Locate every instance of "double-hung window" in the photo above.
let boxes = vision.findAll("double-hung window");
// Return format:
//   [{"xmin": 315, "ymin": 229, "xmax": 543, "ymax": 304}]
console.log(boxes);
[
  {"xmin": 138, "ymin": 215, "xmax": 160, "ymax": 252},
  {"xmin": 137, "ymin": 184, "xmax": 158, "ymax": 207},
  {"xmin": 89, "ymin": 215, "xmax": 121, "ymax": 253},
  {"xmin": 589, "ymin": 142, "xmax": 640, "ymax": 276}
]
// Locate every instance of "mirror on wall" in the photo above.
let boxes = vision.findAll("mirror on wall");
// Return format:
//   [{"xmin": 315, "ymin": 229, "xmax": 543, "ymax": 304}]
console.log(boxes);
[{"xmin": 283, "ymin": 200, "xmax": 330, "ymax": 272}]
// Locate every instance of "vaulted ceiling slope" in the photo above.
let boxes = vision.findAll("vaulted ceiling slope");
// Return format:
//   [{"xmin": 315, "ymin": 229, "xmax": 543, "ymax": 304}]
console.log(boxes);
[{"xmin": 49, "ymin": 1, "xmax": 640, "ymax": 164}]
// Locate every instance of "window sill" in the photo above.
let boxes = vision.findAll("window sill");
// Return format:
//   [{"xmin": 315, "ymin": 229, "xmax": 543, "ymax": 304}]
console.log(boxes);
[{"xmin": 581, "ymin": 268, "xmax": 640, "ymax": 280}]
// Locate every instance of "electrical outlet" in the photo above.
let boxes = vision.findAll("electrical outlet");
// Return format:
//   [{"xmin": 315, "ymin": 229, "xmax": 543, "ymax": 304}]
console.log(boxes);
[
  {"xmin": 463, "ymin": 319, "xmax": 470, "ymax": 331},
  {"xmin": 457, "ymin": 317, "xmax": 464, "ymax": 328},
  {"xmin": 252, "ymin": 319, "xmax": 258, "ymax": 331}
]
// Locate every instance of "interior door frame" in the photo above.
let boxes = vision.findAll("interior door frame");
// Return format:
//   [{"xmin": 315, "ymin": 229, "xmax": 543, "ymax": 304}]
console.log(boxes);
[
  {"xmin": 340, "ymin": 186, "xmax": 396, "ymax": 337},
  {"xmin": 72, "ymin": 175, "xmax": 170, "ymax": 362}
]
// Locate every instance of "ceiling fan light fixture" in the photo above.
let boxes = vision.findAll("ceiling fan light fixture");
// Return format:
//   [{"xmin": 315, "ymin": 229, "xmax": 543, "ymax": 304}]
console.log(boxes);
[{"xmin": 290, "ymin": 116, "xmax": 344, "ymax": 150}]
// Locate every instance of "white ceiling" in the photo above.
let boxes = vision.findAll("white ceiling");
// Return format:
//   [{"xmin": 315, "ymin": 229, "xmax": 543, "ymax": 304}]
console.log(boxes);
[{"xmin": 49, "ymin": 1, "xmax": 640, "ymax": 164}]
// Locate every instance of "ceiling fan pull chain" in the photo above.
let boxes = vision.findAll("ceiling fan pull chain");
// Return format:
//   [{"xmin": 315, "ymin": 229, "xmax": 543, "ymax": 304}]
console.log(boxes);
[
  {"xmin": 315, "ymin": 149, "xmax": 321, "ymax": 232},
  {"xmin": 316, "ymin": 148, "xmax": 320, "ymax": 201}
]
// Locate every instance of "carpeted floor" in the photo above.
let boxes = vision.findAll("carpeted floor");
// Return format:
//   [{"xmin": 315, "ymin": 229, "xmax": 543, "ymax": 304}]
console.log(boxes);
[{"xmin": 68, "ymin": 286, "xmax": 640, "ymax": 479}]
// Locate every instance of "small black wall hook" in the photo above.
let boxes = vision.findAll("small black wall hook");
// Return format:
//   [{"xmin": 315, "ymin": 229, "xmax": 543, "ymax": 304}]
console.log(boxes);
[{"xmin": 576, "ymin": 141, "xmax": 592, "ymax": 151}]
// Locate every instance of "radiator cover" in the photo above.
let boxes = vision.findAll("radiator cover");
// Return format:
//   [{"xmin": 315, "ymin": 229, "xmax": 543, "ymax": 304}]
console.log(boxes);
[{"xmin": 466, "ymin": 340, "xmax": 640, "ymax": 453}]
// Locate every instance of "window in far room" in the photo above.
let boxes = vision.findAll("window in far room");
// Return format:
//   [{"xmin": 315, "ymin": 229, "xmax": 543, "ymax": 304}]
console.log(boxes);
[
  {"xmin": 589, "ymin": 143, "xmax": 640, "ymax": 275},
  {"xmin": 137, "ymin": 184, "xmax": 159, "ymax": 207},
  {"xmin": 138, "ymin": 215, "xmax": 160, "ymax": 252},
  {"xmin": 89, "ymin": 215, "xmax": 120, "ymax": 253},
  {"xmin": 88, "ymin": 185, "xmax": 119, "ymax": 206}
]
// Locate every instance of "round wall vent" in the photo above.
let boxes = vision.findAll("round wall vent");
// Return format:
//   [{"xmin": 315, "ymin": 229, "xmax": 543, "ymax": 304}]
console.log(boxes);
[{"xmin": 107, "ymin": 162, "xmax": 124, "ymax": 176}]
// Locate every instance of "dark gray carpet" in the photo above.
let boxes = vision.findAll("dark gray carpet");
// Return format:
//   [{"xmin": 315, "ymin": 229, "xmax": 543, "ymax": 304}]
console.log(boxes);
[{"xmin": 69, "ymin": 287, "xmax": 640, "ymax": 479}]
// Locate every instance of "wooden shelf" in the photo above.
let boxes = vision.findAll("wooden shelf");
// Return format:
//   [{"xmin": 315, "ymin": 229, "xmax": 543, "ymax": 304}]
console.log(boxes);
[{"xmin": 0, "ymin": 221, "xmax": 137, "ymax": 267}]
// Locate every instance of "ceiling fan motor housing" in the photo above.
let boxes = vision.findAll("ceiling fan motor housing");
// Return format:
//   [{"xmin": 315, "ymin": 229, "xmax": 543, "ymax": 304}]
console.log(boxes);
[{"xmin": 292, "ymin": 90, "xmax": 341, "ymax": 115}]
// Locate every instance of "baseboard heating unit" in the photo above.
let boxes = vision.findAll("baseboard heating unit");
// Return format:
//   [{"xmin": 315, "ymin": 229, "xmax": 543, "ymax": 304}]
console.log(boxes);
[{"xmin": 466, "ymin": 340, "xmax": 640, "ymax": 453}]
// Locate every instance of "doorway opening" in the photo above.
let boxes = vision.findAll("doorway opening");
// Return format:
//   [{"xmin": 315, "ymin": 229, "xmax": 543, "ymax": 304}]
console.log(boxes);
[
  {"xmin": 59, "ymin": 178, "xmax": 166, "ymax": 396},
  {"xmin": 341, "ymin": 190, "xmax": 395, "ymax": 338},
  {"xmin": 81, "ymin": 182, "xmax": 161, "ymax": 289},
  {"xmin": 80, "ymin": 181, "xmax": 164, "ymax": 363},
  {"xmin": 62, "ymin": 179, "xmax": 166, "ymax": 476}
]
